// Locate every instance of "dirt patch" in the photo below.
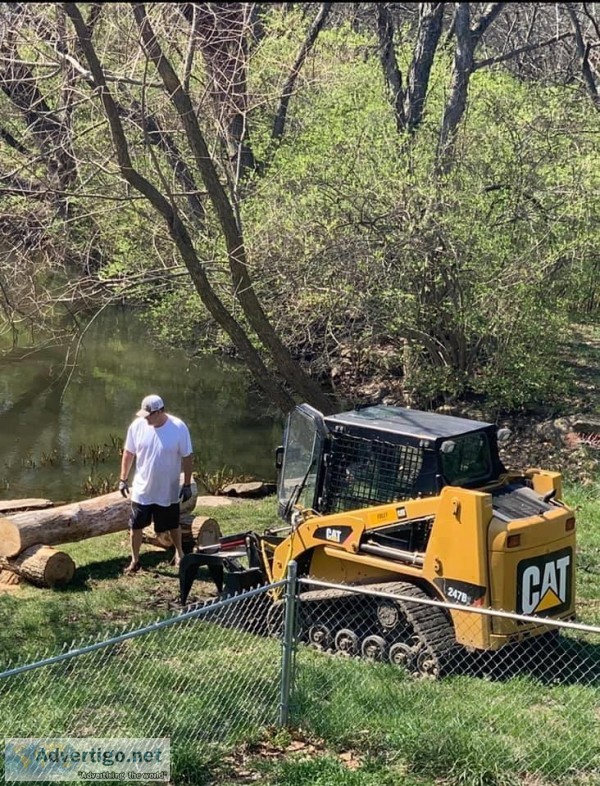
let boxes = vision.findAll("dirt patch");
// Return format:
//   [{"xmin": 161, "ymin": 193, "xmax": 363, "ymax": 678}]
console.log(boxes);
[{"xmin": 213, "ymin": 727, "xmax": 362, "ymax": 782}]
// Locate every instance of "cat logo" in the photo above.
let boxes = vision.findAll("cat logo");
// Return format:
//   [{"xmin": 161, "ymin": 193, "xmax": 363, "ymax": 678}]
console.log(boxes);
[
  {"xmin": 517, "ymin": 547, "xmax": 573, "ymax": 616},
  {"xmin": 313, "ymin": 525, "xmax": 353, "ymax": 545}
]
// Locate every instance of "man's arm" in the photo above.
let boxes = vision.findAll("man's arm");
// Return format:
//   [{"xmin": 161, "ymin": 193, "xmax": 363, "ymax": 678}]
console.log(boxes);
[
  {"xmin": 120, "ymin": 449, "xmax": 136, "ymax": 481},
  {"xmin": 182, "ymin": 454, "xmax": 193, "ymax": 485}
]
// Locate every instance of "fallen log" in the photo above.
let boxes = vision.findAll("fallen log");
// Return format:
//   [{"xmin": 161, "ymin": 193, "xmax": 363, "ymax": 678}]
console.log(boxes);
[
  {"xmin": 0, "ymin": 481, "xmax": 198, "ymax": 558},
  {"xmin": 0, "ymin": 545, "xmax": 75, "ymax": 587},
  {"xmin": 0, "ymin": 499, "xmax": 54, "ymax": 514}
]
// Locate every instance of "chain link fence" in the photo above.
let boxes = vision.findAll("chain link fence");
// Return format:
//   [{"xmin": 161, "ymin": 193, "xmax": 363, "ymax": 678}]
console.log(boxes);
[
  {"xmin": 294, "ymin": 577, "xmax": 600, "ymax": 785},
  {"xmin": 0, "ymin": 584, "xmax": 287, "ymax": 783},
  {"xmin": 1, "ymin": 569, "xmax": 599, "ymax": 784}
]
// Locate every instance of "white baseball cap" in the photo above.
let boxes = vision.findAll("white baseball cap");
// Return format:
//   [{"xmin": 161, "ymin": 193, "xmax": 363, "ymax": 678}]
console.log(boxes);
[{"xmin": 136, "ymin": 394, "xmax": 165, "ymax": 418}]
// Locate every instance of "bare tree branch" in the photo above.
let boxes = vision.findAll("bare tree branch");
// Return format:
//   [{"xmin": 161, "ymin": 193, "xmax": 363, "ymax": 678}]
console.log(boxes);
[
  {"xmin": 582, "ymin": 2, "xmax": 600, "ymax": 42},
  {"xmin": 272, "ymin": 2, "xmax": 333, "ymax": 141},
  {"xmin": 0, "ymin": 125, "xmax": 30, "ymax": 155},
  {"xmin": 566, "ymin": 3, "xmax": 600, "ymax": 108},
  {"xmin": 474, "ymin": 31, "xmax": 574, "ymax": 70}
]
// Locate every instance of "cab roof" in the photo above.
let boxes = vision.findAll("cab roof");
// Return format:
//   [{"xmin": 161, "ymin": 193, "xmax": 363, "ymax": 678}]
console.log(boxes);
[{"xmin": 324, "ymin": 405, "xmax": 494, "ymax": 442}]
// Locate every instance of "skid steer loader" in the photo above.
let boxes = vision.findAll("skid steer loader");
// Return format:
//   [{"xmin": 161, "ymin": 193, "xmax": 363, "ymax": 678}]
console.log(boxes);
[{"xmin": 180, "ymin": 404, "xmax": 576, "ymax": 675}]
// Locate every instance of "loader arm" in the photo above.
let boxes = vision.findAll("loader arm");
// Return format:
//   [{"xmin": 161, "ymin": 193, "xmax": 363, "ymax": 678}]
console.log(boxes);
[{"xmin": 270, "ymin": 494, "xmax": 443, "ymax": 582}]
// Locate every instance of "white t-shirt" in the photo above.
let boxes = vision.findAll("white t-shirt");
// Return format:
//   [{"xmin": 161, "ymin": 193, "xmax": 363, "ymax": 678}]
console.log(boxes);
[{"xmin": 124, "ymin": 414, "xmax": 193, "ymax": 506}]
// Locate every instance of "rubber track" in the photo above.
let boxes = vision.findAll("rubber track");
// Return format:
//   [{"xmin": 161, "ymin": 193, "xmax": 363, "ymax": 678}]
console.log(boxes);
[{"xmin": 300, "ymin": 581, "xmax": 458, "ymax": 672}]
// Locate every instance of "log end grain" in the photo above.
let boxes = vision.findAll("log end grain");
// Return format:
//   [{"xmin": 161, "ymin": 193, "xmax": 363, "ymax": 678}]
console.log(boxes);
[
  {"xmin": 43, "ymin": 549, "xmax": 76, "ymax": 586},
  {"xmin": 192, "ymin": 516, "xmax": 221, "ymax": 547},
  {"xmin": 0, "ymin": 516, "xmax": 23, "ymax": 558}
]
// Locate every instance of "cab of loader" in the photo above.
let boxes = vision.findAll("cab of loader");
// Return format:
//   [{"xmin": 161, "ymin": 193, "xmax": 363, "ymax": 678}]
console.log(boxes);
[{"xmin": 277, "ymin": 403, "xmax": 508, "ymax": 522}]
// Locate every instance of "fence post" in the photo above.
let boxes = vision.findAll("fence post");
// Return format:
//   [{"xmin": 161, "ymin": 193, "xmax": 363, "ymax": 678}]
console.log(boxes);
[{"xmin": 278, "ymin": 560, "xmax": 298, "ymax": 727}]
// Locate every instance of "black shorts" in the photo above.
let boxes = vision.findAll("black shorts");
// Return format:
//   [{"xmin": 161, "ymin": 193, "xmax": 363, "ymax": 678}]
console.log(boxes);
[{"xmin": 129, "ymin": 502, "xmax": 180, "ymax": 533}]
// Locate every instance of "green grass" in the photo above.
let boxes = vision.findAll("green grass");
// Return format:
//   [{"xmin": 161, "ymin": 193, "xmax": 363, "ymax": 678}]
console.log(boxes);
[
  {"xmin": 0, "ymin": 498, "xmax": 278, "ymax": 663},
  {"xmin": 565, "ymin": 482, "xmax": 600, "ymax": 625},
  {"xmin": 1, "ymin": 492, "xmax": 600, "ymax": 786}
]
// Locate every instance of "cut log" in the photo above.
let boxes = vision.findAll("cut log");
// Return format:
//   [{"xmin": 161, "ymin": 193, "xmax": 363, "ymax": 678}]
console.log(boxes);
[
  {"xmin": 0, "ymin": 545, "xmax": 75, "ymax": 587},
  {"xmin": 142, "ymin": 517, "xmax": 194, "ymax": 550},
  {"xmin": 192, "ymin": 516, "xmax": 221, "ymax": 547},
  {"xmin": 0, "ymin": 480, "xmax": 198, "ymax": 558},
  {"xmin": 0, "ymin": 499, "xmax": 54, "ymax": 514}
]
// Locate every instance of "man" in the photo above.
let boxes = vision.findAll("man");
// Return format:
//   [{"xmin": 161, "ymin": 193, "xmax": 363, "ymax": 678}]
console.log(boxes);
[{"xmin": 118, "ymin": 394, "xmax": 193, "ymax": 573}]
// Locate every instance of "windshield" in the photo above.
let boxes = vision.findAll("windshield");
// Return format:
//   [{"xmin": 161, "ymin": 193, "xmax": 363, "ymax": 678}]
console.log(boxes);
[
  {"xmin": 277, "ymin": 407, "xmax": 323, "ymax": 514},
  {"xmin": 440, "ymin": 432, "xmax": 492, "ymax": 486}
]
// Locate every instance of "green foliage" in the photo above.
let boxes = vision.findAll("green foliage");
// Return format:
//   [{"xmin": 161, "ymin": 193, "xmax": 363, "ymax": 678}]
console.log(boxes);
[
  {"xmin": 241, "ymin": 23, "xmax": 599, "ymax": 409},
  {"xmin": 2, "ymin": 7, "xmax": 598, "ymax": 412}
]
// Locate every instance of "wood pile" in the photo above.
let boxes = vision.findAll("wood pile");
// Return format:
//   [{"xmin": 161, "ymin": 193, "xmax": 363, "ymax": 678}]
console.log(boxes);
[{"xmin": 0, "ymin": 480, "xmax": 199, "ymax": 589}]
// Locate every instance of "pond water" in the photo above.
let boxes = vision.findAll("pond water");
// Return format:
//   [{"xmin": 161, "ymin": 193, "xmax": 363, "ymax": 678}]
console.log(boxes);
[{"xmin": 0, "ymin": 309, "xmax": 284, "ymax": 502}]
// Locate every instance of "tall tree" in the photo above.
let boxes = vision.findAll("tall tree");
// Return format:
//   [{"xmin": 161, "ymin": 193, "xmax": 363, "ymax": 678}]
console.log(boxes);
[{"xmin": 63, "ymin": 2, "xmax": 333, "ymax": 413}]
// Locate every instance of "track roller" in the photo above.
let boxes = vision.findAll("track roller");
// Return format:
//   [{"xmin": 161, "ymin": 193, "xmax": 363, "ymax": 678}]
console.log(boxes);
[
  {"xmin": 361, "ymin": 635, "xmax": 387, "ymax": 661},
  {"xmin": 308, "ymin": 624, "xmax": 331, "ymax": 650},
  {"xmin": 415, "ymin": 648, "xmax": 441, "ymax": 679},
  {"xmin": 388, "ymin": 642, "xmax": 416, "ymax": 669},
  {"xmin": 335, "ymin": 628, "xmax": 359, "ymax": 656},
  {"xmin": 376, "ymin": 599, "xmax": 401, "ymax": 632}
]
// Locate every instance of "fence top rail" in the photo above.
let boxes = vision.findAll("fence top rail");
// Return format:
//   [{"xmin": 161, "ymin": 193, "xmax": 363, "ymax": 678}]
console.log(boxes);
[
  {"xmin": 298, "ymin": 577, "xmax": 600, "ymax": 636},
  {"xmin": 0, "ymin": 579, "xmax": 285, "ymax": 680}
]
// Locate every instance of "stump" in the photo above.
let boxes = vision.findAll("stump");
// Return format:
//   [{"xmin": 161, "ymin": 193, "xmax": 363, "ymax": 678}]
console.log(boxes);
[{"xmin": 0, "ymin": 545, "xmax": 75, "ymax": 587}]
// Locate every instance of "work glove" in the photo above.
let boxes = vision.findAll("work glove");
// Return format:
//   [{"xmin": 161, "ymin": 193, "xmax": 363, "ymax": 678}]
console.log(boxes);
[
  {"xmin": 118, "ymin": 479, "xmax": 130, "ymax": 498},
  {"xmin": 179, "ymin": 483, "xmax": 192, "ymax": 503}
]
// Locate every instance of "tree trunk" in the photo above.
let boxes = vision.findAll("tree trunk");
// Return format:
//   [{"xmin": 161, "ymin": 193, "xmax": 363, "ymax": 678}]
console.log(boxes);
[
  {"xmin": 130, "ymin": 4, "xmax": 334, "ymax": 414},
  {"xmin": 438, "ymin": 2, "xmax": 505, "ymax": 171},
  {"xmin": 404, "ymin": 2, "xmax": 445, "ymax": 133},
  {"xmin": 64, "ymin": 2, "xmax": 298, "ymax": 414},
  {"xmin": 272, "ymin": 3, "xmax": 333, "ymax": 142},
  {"xmin": 376, "ymin": 2, "xmax": 405, "ymax": 132},
  {"xmin": 0, "ymin": 482, "xmax": 198, "ymax": 557},
  {"xmin": 0, "ymin": 544, "xmax": 75, "ymax": 587}
]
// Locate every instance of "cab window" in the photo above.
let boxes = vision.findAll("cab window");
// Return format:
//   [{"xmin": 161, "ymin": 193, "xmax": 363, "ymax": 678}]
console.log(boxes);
[{"xmin": 440, "ymin": 432, "xmax": 492, "ymax": 485}]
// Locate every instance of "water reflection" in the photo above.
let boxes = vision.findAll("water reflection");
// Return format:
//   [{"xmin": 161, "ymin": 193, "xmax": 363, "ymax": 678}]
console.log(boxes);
[{"xmin": 0, "ymin": 309, "xmax": 283, "ymax": 501}]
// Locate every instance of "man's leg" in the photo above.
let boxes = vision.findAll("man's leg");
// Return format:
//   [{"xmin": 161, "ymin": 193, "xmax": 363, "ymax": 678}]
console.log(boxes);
[
  {"xmin": 129, "ymin": 528, "xmax": 144, "ymax": 568},
  {"xmin": 154, "ymin": 503, "xmax": 184, "ymax": 566},
  {"xmin": 169, "ymin": 526, "xmax": 184, "ymax": 566},
  {"xmin": 126, "ymin": 503, "xmax": 151, "ymax": 572}
]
